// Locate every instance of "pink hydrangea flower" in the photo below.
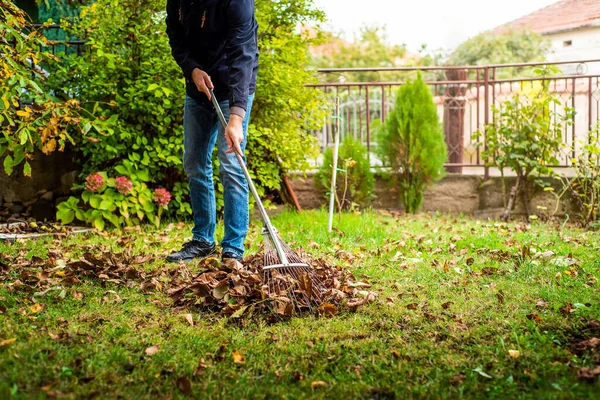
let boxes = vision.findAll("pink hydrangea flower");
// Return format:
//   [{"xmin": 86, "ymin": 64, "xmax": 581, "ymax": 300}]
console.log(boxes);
[
  {"xmin": 153, "ymin": 188, "xmax": 172, "ymax": 207},
  {"xmin": 115, "ymin": 176, "xmax": 133, "ymax": 195},
  {"xmin": 85, "ymin": 173, "xmax": 104, "ymax": 192}
]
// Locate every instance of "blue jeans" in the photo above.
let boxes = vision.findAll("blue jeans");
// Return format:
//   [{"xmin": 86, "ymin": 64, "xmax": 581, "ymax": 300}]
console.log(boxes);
[{"xmin": 183, "ymin": 94, "xmax": 254, "ymax": 258}]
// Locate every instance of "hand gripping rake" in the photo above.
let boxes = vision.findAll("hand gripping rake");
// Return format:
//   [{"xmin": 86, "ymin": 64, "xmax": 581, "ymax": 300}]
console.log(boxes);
[{"xmin": 210, "ymin": 91, "xmax": 326, "ymax": 311}]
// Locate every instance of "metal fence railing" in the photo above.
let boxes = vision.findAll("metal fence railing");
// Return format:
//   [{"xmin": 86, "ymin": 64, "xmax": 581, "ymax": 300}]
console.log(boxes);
[
  {"xmin": 308, "ymin": 60, "xmax": 600, "ymax": 176},
  {"xmin": 32, "ymin": 24, "xmax": 86, "ymax": 55}
]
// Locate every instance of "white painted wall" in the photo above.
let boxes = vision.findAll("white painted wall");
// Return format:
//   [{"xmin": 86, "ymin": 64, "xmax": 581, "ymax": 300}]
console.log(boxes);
[{"xmin": 545, "ymin": 27, "xmax": 600, "ymax": 75}]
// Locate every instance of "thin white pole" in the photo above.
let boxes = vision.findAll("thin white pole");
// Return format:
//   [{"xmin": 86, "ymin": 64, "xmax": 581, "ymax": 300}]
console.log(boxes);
[{"xmin": 328, "ymin": 98, "xmax": 340, "ymax": 232}]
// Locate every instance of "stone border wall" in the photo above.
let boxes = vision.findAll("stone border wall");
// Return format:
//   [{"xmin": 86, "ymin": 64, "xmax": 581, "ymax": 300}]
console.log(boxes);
[
  {"xmin": 0, "ymin": 151, "xmax": 77, "ymax": 220},
  {"xmin": 289, "ymin": 173, "xmax": 575, "ymax": 219}
]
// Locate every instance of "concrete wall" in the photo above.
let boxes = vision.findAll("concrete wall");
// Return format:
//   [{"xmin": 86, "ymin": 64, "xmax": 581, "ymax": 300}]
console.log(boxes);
[
  {"xmin": 289, "ymin": 173, "xmax": 575, "ymax": 219},
  {"xmin": 546, "ymin": 28, "xmax": 600, "ymax": 75}
]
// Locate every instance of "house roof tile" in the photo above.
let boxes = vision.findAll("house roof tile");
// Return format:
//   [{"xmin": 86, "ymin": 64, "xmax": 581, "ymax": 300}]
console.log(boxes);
[{"xmin": 492, "ymin": 0, "xmax": 600, "ymax": 35}]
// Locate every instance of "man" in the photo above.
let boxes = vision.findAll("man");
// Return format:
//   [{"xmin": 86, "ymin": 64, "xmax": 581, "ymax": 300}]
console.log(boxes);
[{"xmin": 165, "ymin": 0, "xmax": 259, "ymax": 262}]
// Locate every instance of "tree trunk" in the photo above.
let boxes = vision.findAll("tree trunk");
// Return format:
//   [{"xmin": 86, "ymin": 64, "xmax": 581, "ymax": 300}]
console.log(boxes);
[
  {"xmin": 500, "ymin": 175, "xmax": 521, "ymax": 222},
  {"xmin": 521, "ymin": 178, "xmax": 531, "ymax": 220}
]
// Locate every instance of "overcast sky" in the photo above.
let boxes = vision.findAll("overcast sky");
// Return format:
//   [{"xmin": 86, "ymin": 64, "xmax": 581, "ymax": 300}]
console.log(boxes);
[{"xmin": 313, "ymin": 0, "xmax": 558, "ymax": 52}]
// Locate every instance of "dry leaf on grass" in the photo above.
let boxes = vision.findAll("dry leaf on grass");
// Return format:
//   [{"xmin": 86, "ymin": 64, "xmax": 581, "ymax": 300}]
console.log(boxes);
[
  {"xmin": 559, "ymin": 302, "xmax": 575, "ymax": 314},
  {"xmin": 572, "ymin": 337, "xmax": 600, "ymax": 354},
  {"xmin": 176, "ymin": 376, "xmax": 192, "ymax": 395},
  {"xmin": 526, "ymin": 313, "xmax": 542, "ymax": 323},
  {"xmin": 145, "ymin": 345, "xmax": 159, "ymax": 356},
  {"xmin": 536, "ymin": 299, "xmax": 547, "ymax": 308},
  {"xmin": 578, "ymin": 366, "xmax": 600, "ymax": 380},
  {"xmin": 232, "ymin": 350, "xmax": 245, "ymax": 365},
  {"xmin": 0, "ymin": 338, "xmax": 16, "ymax": 347},
  {"xmin": 194, "ymin": 358, "xmax": 208, "ymax": 376},
  {"xmin": 30, "ymin": 303, "xmax": 44, "ymax": 313},
  {"xmin": 310, "ymin": 381, "xmax": 328, "ymax": 389},
  {"xmin": 317, "ymin": 303, "xmax": 338, "ymax": 317},
  {"xmin": 183, "ymin": 313, "xmax": 194, "ymax": 327}
]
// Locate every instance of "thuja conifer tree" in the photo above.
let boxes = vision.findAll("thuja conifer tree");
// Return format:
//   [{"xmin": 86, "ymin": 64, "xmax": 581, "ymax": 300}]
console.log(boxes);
[{"xmin": 376, "ymin": 72, "xmax": 447, "ymax": 213}]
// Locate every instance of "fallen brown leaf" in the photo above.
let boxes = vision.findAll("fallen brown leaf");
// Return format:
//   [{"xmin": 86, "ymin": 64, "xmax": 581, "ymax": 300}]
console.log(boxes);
[
  {"xmin": 41, "ymin": 383, "xmax": 54, "ymax": 391},
  {"xmin": 145, "ymin": 345, "xmax": 159, "ymax": 356},
  {"xmin": 526, "ymin": 313, "xmax": 542, "ymax": 323},
  {"xmin": 183, "ymin": 313, "xmax": 194, "ymax": 327},
  {"xmin": 559, "ymin": 302, "xmax": 575, "ymax": 314},
  {"xmin": 578, "ymin": 366, "xmax": 600, "ymax": 380},
  {"xmin": 317, "ymin": 303, "xmax": 338, "ymax": 317},
  {"xmin": 232, "ymin": 350, "xmax": 245, "ymax": 365},
  {"xmin": 481, "ymin": 267, "xmax": 498, "ymax": 276},
  {"xmin": 0, "ymin": 338, "xmax": 16, "ymax": 347},
  {"xmin": 574, "ymin": 337, "xmax": 600, "ymax": 351},
  {"xmin": 587, "ymin": 320, "xmax": 600, "ymax": 329},
  {"xmin": 536, "ymin": 299, "xmax": 547, "ymax": 308},
  {"xmin": 310, "ymin": 381, "xmax": 328, "ymax": 389},
  {"xmin": 194, "ymin": 358, "xmax": 208, "ymax": 376},
  {"xmin": 450, "ymin": 373, "xmax": 465, "ymax": 385},
  {"xmin": 176, "ymin": 376, "xmax": 192, "ymax": 395},
  {"xmin": 496, "ymin": 290, "xmax": 505, "ymax": 305}
]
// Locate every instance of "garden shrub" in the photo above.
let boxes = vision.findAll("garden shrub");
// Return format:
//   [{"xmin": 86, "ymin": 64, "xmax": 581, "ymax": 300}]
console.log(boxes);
[
  {"xmin": 43, "ymin": 0, "xmax": 325, "ymax": 229},
  {"xmin": 476, "ymin": 66, "xmax": 574, "ymax": 221},
  {"xmin": 376, "ymin": 72, "xmax": 447, "ymax": 213},
  {"xmin": 0, "ymin": 2, "xmax": 106, "ymax": 177},
  {"xmin": 316, "ymin": 135, "xmax": 374, "ymax": 210},
  {"xmin": 554, "ymin": 124, "xmax": 600, "ymax": 227},
  {"xmin": 56, "ymin": 160, "xmax": 171, "ymax": 229}
]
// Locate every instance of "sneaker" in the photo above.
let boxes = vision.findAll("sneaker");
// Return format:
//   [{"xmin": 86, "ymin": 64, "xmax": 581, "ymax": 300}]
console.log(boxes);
[
  {"xmin": 222, "ymin": 251, "xmax": 243, "ymax": 262},
  {"xmin": 166, "ymin": 240, "xmax": 216, "ymax": 263}
]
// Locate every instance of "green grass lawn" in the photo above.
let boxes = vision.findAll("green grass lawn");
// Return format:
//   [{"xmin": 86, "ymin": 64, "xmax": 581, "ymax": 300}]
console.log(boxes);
[{"xmin": 1, "ymin": 210, "xmax": 599, "ymax": 399}]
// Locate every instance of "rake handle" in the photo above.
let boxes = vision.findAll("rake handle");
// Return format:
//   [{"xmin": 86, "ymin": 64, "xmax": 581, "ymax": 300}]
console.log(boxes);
[{"xmin": 209, "ymin": 90, "xmax": 290, "ymax": 265}]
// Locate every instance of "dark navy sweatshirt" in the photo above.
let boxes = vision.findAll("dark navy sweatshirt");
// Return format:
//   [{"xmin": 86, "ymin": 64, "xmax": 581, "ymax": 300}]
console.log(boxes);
[{"xmin": 165, "ymin": 0, "xmax": 259, "ymax": 117}]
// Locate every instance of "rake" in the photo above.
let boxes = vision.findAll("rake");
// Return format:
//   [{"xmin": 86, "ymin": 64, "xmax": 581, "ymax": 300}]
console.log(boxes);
[{"xmin": 210, "ymin": 91, "xmax": 326, "ymax": 311}]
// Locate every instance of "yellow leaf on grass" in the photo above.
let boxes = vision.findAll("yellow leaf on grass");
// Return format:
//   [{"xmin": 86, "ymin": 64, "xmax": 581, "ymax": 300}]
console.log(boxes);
[
  {"xmin": 30, "ymin": 304, "xmax": 44, "ymax": 313},
  {"xmin": 0, "ymin": 338, "xmax": 17, "ymax": 347},
  {"xmin": 311, "ymin": 381, "xmax": 328, "ymax": 389},
  {"xmin": 232, "ymin": 350, "xmax": 245, "ymax": 364}
]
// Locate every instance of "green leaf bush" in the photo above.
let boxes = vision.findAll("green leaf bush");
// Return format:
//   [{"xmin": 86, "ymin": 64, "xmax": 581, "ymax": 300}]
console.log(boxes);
[
  {"xmin": 37, "ymin": 0, "xmax": 326, "ymax": 229},
  {"xmin": 0, "ymin": 2, "xmax": 106, "ymax": 177},
  {"xmin": 376, "ymin": 72, "xmax": 447, "ymax": 213},
  {"xmin": 551, "ymin": 124, "xmax": 600, "ymax": 227},
  {"xmin": 475, "ymin": 66, "xmax": 575, "ymax": 221},
  {"xmin": 56, "ymin": 161, "xmax": 171, "ymax": 230}
]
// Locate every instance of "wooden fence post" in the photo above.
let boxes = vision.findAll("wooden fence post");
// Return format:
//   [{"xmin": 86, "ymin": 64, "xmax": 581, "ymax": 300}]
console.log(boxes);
[{"xmin": 443, "ymin": 69, "xmax": 467, "ymax": 173}]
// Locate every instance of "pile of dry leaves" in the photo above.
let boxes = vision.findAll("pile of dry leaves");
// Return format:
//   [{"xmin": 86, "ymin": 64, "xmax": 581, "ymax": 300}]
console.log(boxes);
[
  {"xmin": 167, "ymin": 252, "xmax": 377, "ymax": 318},
  {"xmin": 0, "ymin": 247, "xmax": 182, "ymax": 297},
  {"xmin": 1, "ymin": 246, "xmax": 376, "ymax": 319}
]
